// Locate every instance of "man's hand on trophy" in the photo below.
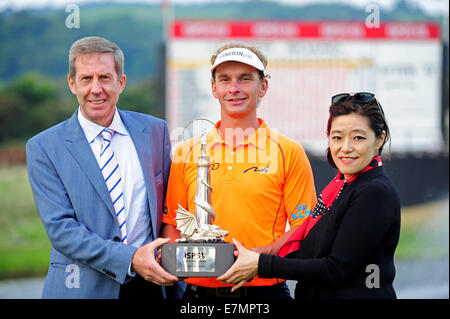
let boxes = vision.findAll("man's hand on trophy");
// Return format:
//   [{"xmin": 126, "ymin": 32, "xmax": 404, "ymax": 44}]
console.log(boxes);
[
  {"xmin": 131, "ymin": 238, "xmax": 179, "ymax": 286},
  {"xmin": 217, "ymin": 238, "xmax": 260, "ymax": 292}
]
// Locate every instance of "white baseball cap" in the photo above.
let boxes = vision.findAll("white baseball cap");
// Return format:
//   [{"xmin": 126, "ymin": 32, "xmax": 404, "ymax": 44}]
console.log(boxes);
[{"xmin": 210, "ymin": 47, "xmax": 267, "ymax": 76}]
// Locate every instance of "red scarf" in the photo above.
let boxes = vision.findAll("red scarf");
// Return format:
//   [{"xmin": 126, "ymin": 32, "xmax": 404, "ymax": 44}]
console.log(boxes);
[{"xmin": 278, "ymin": 156, "xmax": 382, "ymax": 257}]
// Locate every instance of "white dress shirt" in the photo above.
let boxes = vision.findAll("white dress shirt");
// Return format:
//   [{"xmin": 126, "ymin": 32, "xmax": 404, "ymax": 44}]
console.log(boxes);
[{"xmin": 77, "ymin": 107, "xmax": 153, "ymax": 248}]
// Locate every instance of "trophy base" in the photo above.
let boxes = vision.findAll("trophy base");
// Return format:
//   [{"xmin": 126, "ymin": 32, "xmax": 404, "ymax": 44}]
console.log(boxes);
[{"xmin": 161, "ymin": 242, "xmax": 235, "ymax": 278}]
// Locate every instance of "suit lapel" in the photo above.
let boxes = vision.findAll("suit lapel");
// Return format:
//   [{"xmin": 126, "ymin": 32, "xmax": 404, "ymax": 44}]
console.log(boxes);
[
  {"xmin": 64, "ymin": 111, "xmax": 116, "ymax": 219},
  {"xmin": 119, "ymin": 110, "xmax": 157, "ymax": 236}
]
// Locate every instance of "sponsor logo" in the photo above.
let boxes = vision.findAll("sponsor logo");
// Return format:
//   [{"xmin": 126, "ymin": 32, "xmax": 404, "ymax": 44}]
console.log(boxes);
[
  {"xmin": 210, "ymin": 163, "xmax": 220, "ymax": 170},
  {"xmin": 217, "ymin": 50, "xmax": 253, "ymax": 60},
  {"xmin": 243, "ymin": 166, "xmax": 269, "ymax": 174},
  {"xmin": 184, "ymin": 251, "xmax": 207, "ymax": 260},
  {"xmin": 291, "ymin": 204, "xmax": 311, "ymax": 220}
]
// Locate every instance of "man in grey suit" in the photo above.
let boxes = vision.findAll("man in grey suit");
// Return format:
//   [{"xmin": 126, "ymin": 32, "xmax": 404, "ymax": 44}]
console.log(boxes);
[{"xmin": 26, "ymin": 36, "xmax": 178, "ymax": 299}]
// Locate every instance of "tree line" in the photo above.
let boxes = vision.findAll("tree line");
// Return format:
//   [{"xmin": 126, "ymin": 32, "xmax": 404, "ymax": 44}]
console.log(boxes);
[
  {"xmin": 0, "ymin": 1, "xmax": 439, "ymax": 83},
  {"xmin": 0, "ymin": 72, "xmax": 162, "ymax": 144}
]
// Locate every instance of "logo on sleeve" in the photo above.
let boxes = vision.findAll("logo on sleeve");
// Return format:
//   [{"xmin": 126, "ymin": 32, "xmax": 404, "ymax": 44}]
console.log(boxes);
[{"xmin": 291, "ymin": 204, "xmax": 311, "ymax": 220}]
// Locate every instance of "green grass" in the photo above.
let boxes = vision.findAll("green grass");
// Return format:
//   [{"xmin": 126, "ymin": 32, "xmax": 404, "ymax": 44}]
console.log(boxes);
[
  {"xmin": 0, "ymin": 165, "xmax": 50, "ymax": 279},
  {"xmin": 395, "ymin": 199, "xmax": 449, "ymax": 260},
  {"xmin": 0, "ymin": 164, "xmax": 448, "ymax": 279}
]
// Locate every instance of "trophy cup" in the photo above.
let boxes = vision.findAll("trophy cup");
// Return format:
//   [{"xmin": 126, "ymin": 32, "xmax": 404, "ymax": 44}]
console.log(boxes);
[{"xmin": 161, "ymin": 129, "xmax": 235, "ymax": 277}]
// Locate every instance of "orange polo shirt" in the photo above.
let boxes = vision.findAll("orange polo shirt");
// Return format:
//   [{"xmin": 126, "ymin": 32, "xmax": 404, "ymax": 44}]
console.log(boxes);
[{"xmin": 163, "ymin": 119, "xmax": 317, "ymax": 287}]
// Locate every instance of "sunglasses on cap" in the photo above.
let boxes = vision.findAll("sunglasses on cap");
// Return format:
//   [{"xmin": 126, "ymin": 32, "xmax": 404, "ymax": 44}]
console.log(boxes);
[{"xmin": 331, "ymin": 92, "xmax": 375, "ymax": 104}]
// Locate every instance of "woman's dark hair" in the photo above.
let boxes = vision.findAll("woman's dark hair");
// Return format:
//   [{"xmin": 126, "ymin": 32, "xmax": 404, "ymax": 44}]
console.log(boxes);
[{"xmin": 326, "ymin": 96, "xmax": 390, "ymax": 169}]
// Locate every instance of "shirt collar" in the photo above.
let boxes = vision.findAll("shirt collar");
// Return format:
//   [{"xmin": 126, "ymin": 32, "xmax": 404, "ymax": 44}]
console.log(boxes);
[
  {"xmin": 208, "ymin": 118, "xmax": 270, "ymax": 151},
  {"xmin": 77, "ymin": 107, "xmax": 128, "ymax": 143}
]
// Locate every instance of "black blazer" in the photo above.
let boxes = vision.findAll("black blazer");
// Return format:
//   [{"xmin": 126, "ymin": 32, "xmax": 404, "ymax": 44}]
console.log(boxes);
[{"xmin": 259, "ymin": 167, "xmax": 401, "ymax": 299}]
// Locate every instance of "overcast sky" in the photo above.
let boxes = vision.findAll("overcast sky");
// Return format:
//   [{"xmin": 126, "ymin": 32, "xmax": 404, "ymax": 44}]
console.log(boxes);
[{"xmin": 0, "ymin": 0, "xmax": 448, "ymax": 16}]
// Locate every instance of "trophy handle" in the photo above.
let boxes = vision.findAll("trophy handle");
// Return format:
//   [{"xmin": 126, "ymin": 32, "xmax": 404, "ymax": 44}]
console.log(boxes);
[
  {"xmin": 201, "ymin": 180, "xmax": 212, "ymax": 191},
  {"xmin": 194, "ymin": 197, "xmax": 216, "ymax": 219}
]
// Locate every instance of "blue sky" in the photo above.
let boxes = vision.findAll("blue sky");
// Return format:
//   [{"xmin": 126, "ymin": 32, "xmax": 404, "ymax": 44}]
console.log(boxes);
[{"xmin": 0, "ymin": 0, "xmax": 448, "ymax": 16}]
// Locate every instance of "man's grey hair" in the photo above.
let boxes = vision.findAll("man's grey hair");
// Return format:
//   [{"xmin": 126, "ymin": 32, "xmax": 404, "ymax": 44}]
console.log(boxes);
[{"xmin": 68, "ymin": 36, "xmax": 124, "ymax": 80}]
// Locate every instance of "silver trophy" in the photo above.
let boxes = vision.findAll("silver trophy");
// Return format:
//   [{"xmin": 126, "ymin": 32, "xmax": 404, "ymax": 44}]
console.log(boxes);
[
  {"xmin": 175, "ymin": 130, "xmax": 228, "ymax": 242},
  {"xmin": 161, "ymin": 127, "xmax": 235, "ymax": 277}
]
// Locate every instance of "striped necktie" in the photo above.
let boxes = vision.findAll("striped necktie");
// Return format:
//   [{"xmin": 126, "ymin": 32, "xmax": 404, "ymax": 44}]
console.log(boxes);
[{"xmin": 100, "ymin": 128, "xmax": 127, "ymax": 244}]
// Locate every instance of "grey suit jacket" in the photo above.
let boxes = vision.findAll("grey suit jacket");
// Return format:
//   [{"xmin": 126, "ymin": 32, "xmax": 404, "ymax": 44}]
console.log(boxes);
[{"xmin": 26, "ymin": 109, "xmax": 171, "ymax": 298}]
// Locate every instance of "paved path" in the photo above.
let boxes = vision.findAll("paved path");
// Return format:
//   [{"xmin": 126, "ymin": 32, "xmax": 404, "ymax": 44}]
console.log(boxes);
[
  {"xmin": 0, "ymin": 277, "xmax": 44, "ymax": 299},
  {"xmin": 393, "ymin": 258, "xmax": 449, "ymax": 299}
]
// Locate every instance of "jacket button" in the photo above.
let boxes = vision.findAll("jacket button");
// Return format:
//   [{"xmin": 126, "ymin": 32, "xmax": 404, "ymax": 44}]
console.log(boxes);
[
  {"xmin": 102, "ymin": 269, "xmax": 116, "ymax": 278},
  {"xmin": 113, "ymin": 236, "xmax": 121, "ymax": 242}
]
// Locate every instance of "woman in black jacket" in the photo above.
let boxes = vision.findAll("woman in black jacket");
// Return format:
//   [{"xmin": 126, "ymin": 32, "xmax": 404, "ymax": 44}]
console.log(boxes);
[{"xmin": 218, "ymin": 92, "xmax": 401, "ymax": 299}]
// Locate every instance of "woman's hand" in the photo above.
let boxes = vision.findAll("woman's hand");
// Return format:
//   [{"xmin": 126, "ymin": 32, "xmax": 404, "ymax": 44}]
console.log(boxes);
[{"xmin": 217, "ymin": 238, "xmax": 260, "ymax": 292}]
